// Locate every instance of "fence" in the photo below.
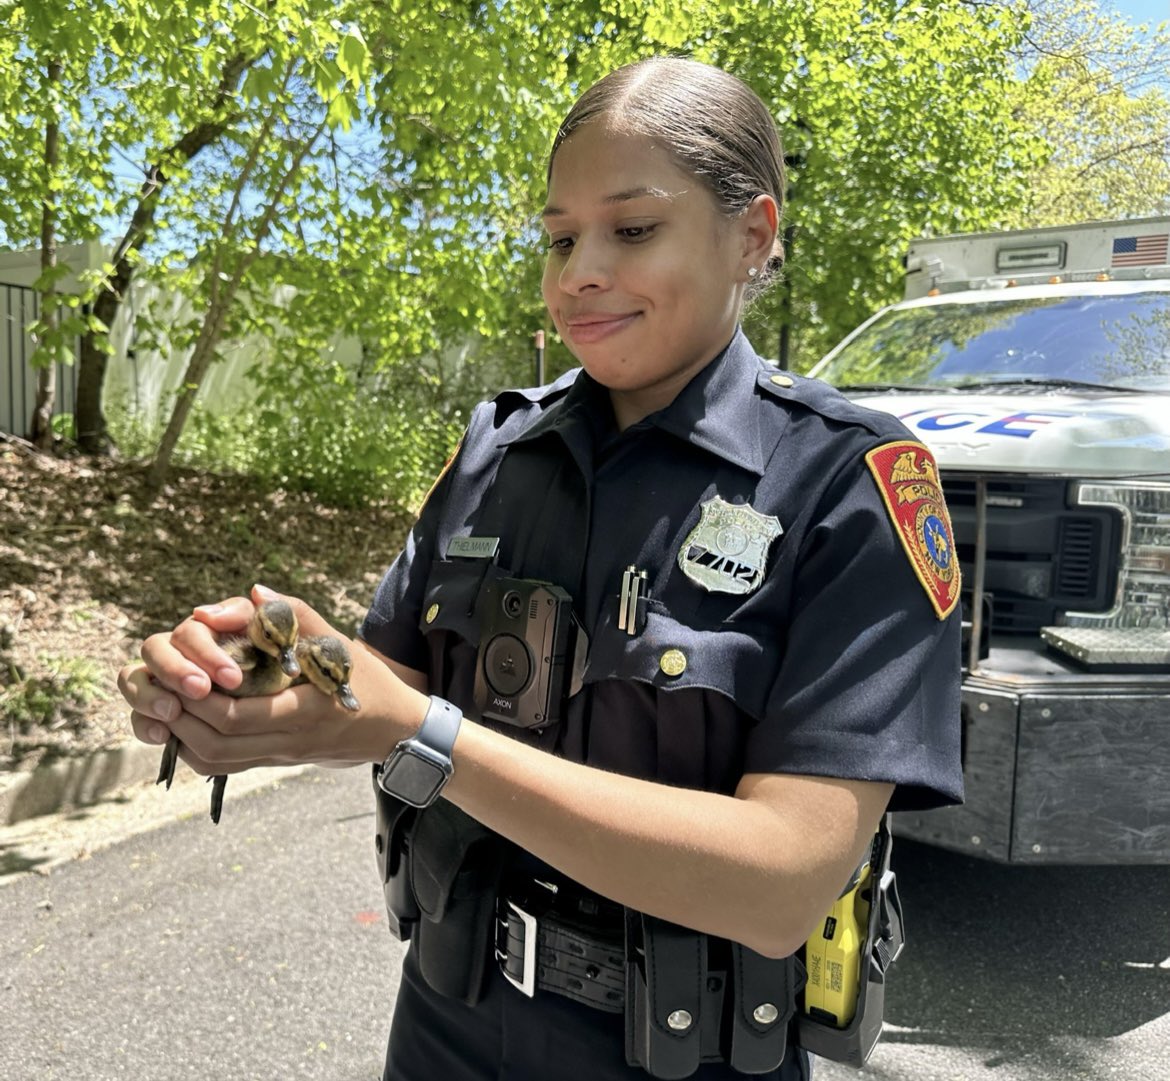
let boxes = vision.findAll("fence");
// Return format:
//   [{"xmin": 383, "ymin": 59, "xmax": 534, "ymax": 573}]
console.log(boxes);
[{"xmin": 1, "ymin": 281, "xmax": 78, "ymax": 439}]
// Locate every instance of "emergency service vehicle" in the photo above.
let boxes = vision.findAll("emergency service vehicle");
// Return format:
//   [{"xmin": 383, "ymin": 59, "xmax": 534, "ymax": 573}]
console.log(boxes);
[{"xmin": 809, "ymin": 216, "xmax": 1170, "ymax": 864}]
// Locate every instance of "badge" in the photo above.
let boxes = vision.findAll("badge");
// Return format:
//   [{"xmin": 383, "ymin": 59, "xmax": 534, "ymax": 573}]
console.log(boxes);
[
  {"xmin": 678, "ymin": 497, "xmax": 783, "ymax": 595},
  {"xmin": 865, "ymin": 441, "xmax": 960, "ymax": 620}
]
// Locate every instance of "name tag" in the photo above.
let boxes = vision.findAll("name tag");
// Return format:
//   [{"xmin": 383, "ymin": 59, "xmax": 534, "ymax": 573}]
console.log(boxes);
[{"xmin": 447, "ymin": 535, "xmax": 501, "ymax": 560}]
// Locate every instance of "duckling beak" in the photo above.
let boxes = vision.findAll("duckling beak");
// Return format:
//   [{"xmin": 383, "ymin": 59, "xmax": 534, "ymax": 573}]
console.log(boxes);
[
  {"xmin": 279, "ymin": 647, "xmax": 301, "ymax": 678},
  {"xmin": 334, "ymin": 682, "xmax": 360, "ymax": 712}
]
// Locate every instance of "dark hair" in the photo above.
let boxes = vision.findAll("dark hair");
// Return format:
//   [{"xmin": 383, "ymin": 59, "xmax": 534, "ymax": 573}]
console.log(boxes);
[{"xmin": 548, "ymin": 57, "xmax": 785, "ymax": 293}]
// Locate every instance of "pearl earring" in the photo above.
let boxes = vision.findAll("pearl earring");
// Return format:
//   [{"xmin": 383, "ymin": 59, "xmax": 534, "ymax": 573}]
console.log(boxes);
[{"xmin": 747, "ymin": 267, "xmax": 759, "ymax": 279}]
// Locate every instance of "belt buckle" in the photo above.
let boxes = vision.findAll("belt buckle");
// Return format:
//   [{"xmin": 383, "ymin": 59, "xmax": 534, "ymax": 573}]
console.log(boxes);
[{"xmin": 501, "ymin": 900, "xmax": 538, "ymax": 998}]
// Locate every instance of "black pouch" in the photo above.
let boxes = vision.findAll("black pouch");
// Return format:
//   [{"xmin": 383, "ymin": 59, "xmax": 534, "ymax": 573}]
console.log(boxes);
[
  {"xmin": 625, "ymin": 912, "xmax": 705, "ymax": 1080},
  {"xmin": 727, "ymin": 946, "xmax": 800, "ymax": 1074},
  {"xmin": 410, "ymin": 798, "xmax": 505, "ymax": 1005},
  {"xmin": 372, "ymin": 769, "xmax": 419, "ymax": 941}
]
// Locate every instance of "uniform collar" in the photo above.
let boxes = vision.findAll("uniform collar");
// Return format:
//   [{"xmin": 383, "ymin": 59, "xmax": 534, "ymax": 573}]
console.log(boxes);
[
  {"xmin": 645, "ymin": 328, "xmax": 767, "ymax": 475},
  {"xmin": 506, "ymin": 328, "xmax": 769, "ymax": 475}
]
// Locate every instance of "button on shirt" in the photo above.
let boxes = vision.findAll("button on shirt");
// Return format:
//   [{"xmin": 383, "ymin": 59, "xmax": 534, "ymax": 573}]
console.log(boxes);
[{"xmin": 360, "ymin": 329, "xmax": 963, "ymax": 810}]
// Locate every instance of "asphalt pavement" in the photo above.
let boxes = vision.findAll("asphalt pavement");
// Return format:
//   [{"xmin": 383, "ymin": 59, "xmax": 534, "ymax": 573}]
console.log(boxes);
[{"xmin": 2, "ymin": 766, "xmax": 1168, "ymax": 1081}]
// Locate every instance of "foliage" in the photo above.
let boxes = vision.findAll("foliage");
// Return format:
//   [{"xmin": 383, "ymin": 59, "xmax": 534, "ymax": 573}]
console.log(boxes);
[
  {"xmin": 0, "ymin": 652, "xmax": 108, "ymax": 733},
  {"xmin": 0, "ymin": 0, "xmax": 1044, "ymax": 480},
  {"xmin": 1005, "ymin": 0, "xmax": 1170, "ymax": 227}
]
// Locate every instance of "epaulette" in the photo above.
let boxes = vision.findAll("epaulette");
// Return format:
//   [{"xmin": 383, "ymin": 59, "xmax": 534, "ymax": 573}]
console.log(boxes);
[{"xmin": 755, "ymin": 363, "xmax": 909, "ymax": 441}]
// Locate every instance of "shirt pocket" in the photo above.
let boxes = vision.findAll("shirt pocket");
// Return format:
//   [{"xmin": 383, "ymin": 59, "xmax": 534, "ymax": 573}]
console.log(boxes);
[
  {"xmin": 416, "ymin": 559, "xmax": 496, "ymax": 716},
  {"xmin": 583, "ymin": 600, "xmax": 778, "ymax": 724}
]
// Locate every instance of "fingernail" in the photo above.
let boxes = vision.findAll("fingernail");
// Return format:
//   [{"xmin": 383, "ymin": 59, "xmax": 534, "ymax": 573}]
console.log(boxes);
[
  {"xmin": 194, "ymin": 603, "xmax": 225, "ymax": 615},
  {"xmin": 182, "ymin": 675, "xmax": 206, "ymax": 698},
  {"xmin": 158, "ymin": 698, "xmax": 179, "ymax": 722},
  {"xmin": 254, "ymin": 583, "xmax": 279, "ymax": 600},
  {"xmin": 215, "ymin": 666, "xmax": 239, "ymax": 688},
  {"xmin": 148, "ymin": 724, "xmax": 169, "ymax": 745}
]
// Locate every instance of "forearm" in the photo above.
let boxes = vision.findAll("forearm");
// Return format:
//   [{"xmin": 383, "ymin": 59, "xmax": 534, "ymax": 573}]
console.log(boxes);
[{"xmin": 441, "ymin": 711, "xmax": 885, "ymax": 959}]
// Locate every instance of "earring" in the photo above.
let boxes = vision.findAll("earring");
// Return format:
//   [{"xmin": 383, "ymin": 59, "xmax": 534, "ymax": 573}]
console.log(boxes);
[{"xmin": 747, "ymin": 267, "xmax": 759, "ymax": 279}]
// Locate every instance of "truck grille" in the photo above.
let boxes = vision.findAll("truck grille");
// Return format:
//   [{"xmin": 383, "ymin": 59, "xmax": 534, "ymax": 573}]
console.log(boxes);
[{"xmin": 940, "ymin": 475, "xmax": 1120, "ymax": 634}]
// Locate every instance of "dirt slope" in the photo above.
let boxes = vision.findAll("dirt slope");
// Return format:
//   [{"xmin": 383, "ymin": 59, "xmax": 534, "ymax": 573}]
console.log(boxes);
[{"xmin": 0, "ymin": 437, "xmax": 411, "ymax": 771}]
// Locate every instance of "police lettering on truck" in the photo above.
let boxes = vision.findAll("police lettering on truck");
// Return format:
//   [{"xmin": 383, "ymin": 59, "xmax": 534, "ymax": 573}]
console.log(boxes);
[{"xmin": 809, "ymin": 216, "xmax": 1170, "ymax": 866}]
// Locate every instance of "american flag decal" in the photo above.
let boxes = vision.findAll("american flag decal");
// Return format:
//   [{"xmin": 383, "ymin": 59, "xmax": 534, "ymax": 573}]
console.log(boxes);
[{"xmin": 1111, "ymin": 233, "xmax": 1169, "ymax": 267}]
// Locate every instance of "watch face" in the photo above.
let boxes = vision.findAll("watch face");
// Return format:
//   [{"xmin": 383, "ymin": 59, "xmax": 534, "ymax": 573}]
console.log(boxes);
[{"xmin": 383, "ymin": 752, "xmax": 446, "ymax": 807}]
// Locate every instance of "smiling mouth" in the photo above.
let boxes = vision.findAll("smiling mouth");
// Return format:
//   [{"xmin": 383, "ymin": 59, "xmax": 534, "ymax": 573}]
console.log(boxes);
[{"xmin": 563, "ymin": 312, "xmax": 641, "ymax": 344}]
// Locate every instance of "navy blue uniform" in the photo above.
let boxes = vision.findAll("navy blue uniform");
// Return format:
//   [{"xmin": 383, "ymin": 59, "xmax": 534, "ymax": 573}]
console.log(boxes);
[{"xmin": 360, "ymin": 330, "xmax": 963, "ymax": 1080}]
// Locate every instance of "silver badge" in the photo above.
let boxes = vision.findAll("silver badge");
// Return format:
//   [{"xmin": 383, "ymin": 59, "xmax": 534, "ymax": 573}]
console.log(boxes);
[{"xmin": 678, "ymin": 497, "xmax": 783, "ymax": 595}]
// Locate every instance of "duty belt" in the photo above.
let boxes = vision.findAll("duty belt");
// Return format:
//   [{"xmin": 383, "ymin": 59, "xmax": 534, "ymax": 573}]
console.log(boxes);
[{"xmin": 494, "ymin": 876, "xmax": 626, "ymax": 1013}]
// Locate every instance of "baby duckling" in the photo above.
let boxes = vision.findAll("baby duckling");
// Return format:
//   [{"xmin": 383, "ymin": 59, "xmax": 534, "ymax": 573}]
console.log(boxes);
[
  {"xmin": 206, "ymin": 633, "xmax": 361, "ymax": 824},
  {"xmin": 295, "ymin": 634, "xmax": 361, "ymax": 713},
  {"xmin": 156, "ymin": 600, "xmax": 302, "ymax": 818}
]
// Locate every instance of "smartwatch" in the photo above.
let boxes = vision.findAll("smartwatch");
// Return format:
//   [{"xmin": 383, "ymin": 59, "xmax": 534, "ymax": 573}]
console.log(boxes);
[{"xmin": 376, "ymin": 695, "xmax": 462, "ymax": 808}]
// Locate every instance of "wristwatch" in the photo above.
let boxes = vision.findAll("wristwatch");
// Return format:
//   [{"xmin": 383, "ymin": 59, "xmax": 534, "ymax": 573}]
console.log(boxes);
[{"xmin": 376, "ymin": 695, "xmax": 462, "ymax": 808}]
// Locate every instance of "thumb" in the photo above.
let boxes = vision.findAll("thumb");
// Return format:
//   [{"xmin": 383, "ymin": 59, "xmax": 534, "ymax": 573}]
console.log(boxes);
[
  {"xmin": 251, "ymin": 584, "xmax": 339, "ymax": 639},
  {"xmin": 190, "ymin": 594, "xmax": 255, "ymax": 633}
]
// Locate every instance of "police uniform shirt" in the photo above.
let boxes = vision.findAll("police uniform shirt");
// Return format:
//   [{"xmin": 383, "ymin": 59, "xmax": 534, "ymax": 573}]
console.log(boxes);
[{"xmin": 360, "ymin": 328, "xmax": 963, "ymax": 810}]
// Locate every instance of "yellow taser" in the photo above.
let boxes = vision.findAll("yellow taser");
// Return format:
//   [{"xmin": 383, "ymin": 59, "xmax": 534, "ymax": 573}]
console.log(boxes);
[{"xmin": 802, "ymin": 860, "xmax": 873, "ymax": 1027}]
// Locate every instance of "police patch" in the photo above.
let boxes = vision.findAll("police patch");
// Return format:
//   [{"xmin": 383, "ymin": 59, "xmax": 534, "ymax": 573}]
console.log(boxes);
[
  {"xmin": 865, "ymin": 441, "xmax": 960, "ymax": 620},
  {"xmin": 678, "ymin": 497, "xmax": 782, "ymax": 595}
]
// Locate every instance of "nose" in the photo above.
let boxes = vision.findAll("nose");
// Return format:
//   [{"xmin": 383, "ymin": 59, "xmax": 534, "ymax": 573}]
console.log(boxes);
[{"xmin": 554, "ymin": 234, "xmax": 611, "ymax": 295}]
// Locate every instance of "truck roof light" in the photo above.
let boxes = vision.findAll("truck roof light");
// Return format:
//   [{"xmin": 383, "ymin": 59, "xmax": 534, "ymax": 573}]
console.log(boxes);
[{"xmin": 1048, "ymin": 275, "xmax": 1063, "ymax": 284}]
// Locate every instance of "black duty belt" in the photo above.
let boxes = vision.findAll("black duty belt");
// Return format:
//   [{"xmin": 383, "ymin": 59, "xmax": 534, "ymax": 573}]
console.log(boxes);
[{"xmin": 494, "ymin": 877, "xmax": 626, "ymax": 1013}]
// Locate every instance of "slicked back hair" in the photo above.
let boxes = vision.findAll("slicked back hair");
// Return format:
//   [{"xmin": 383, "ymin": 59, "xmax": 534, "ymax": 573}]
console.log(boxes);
[{"xmin": 548, "ymin": 58, "xmax": 786, "ymax": 291}]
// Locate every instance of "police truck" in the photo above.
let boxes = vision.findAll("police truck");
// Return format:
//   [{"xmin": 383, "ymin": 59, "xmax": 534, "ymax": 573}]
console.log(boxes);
[{"xmin": 809, "ymin": 216, "xmax": 1170, "ymax": 864}]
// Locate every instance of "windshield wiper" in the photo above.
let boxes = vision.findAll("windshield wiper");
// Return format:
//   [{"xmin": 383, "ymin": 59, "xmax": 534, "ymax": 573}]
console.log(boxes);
[
  {"xmin": 832, "ymin": 382, "xmax": 959, "ymax": 393},
  {"xmin": 951, "ymin": 377, "xmax": 1157, "ymax": 394}
]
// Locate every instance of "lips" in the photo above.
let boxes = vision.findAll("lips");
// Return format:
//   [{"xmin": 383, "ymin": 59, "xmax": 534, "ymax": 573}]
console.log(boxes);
[{"xmin": 561, "ymin": 311, "xmax": 641, "ymax": 345}]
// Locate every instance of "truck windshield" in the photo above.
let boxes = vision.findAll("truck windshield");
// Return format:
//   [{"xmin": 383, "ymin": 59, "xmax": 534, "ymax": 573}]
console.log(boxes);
[{"xmin": 815, "ymin": 292, "xmax": 1170, "ymax": 391}]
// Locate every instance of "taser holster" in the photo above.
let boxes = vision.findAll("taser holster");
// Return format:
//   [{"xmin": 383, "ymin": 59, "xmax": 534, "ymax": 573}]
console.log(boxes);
[{"xmin": 797, "ymin": 815, "xmax": 905, "ymax": 1068}]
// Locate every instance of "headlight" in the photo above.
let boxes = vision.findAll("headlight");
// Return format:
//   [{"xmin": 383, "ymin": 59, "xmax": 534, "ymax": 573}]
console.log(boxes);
[{"xmin": 1040, "ymin": 481, "xmax": 1170, "ymax": 668}]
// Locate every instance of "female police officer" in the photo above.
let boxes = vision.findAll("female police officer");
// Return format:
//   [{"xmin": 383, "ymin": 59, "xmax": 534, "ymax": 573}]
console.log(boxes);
[{"xmin": 119, "ymin": 57, "xmax": 963, "ymax": 1081}]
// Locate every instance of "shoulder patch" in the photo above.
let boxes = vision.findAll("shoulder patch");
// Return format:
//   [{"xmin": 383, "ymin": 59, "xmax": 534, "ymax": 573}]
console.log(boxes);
[
  {"xmin": 865, "ymin": 441, "xmax": 960, "ymax": 620},
  {"xmin": 418, "ymin": 439, "xmax": 462, "ymax": 514}
]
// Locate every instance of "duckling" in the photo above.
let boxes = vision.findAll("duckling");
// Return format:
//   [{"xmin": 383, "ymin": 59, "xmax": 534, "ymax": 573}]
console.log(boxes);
[
  {"xmin": 156, "ymin": 600, "xmax": 302, "ymax": 820},
  {"xmin": 295, "ymin": 634, "xmax": 361, "ymax": 713},
  {"xmin": 204, "ymin": 632, "xmax": 361, "ymax": 824}
]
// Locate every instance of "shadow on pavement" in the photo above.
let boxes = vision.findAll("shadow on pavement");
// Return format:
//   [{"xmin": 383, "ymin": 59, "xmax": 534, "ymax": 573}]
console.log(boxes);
[{"xmin": 883, "ymin": 838, "xmax": 1170, "ymax": 1048}]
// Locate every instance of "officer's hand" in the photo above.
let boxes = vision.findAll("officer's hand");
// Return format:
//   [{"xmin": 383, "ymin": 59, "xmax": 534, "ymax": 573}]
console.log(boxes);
[{"xmin": 119, "ymin": 586, "xmax": 427, "ymax": 776}]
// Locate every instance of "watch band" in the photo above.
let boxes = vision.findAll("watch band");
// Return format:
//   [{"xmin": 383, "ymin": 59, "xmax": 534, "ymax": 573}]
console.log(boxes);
[
  {"xmin": 415, "ymin": 694, "xmax": 462, "ymax": 757},
  {"xmin": 376, "ymin": 695, "xmax": 462, "ymax": 807}
]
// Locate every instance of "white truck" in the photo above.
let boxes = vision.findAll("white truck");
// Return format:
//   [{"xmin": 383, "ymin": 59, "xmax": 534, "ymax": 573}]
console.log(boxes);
[{"xmin": 809, "ymin": 216, "xmax": 1170, "ymax": 864}]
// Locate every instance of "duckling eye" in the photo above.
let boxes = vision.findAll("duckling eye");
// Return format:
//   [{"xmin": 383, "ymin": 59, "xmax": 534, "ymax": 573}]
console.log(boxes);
[{"xmin": 263, "ymin": 628, "xmax": 272, "ymax": 639}]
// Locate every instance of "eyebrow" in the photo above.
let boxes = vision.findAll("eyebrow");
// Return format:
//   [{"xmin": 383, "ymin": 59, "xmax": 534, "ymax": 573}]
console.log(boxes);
[{"xmin": 541, "ymin": 186, "xmax": 679, "ymax": 218}]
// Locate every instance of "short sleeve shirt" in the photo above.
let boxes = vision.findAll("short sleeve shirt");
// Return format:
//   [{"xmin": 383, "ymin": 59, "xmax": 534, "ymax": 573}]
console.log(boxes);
[{"xmin": 360, "ymin": 330, "xmax": 963, "ymax": 811}]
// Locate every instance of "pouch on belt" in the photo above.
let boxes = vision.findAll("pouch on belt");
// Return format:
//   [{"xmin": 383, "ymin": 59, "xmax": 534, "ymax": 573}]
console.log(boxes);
[{"xmin": 410, "ymin": 798, "xmax": 505, "ymax": 1005}]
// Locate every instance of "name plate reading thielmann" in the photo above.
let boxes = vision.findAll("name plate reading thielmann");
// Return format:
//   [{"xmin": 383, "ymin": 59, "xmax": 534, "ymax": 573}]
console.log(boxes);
[{"xmin": 447, "ymin": 536, "xmax": 501, "ymax": 560}]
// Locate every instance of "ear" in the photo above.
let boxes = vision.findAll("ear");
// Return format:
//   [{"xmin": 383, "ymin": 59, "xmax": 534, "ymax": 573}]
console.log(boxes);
[{"xmin": 738, "ymin": 194, "xmax": 779, "ymax": 278}]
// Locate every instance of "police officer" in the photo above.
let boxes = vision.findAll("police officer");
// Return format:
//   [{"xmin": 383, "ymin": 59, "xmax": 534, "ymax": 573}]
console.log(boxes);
[{"xmin": 119, "ymin": 57, "xmax": 963, "ymax": 1081}]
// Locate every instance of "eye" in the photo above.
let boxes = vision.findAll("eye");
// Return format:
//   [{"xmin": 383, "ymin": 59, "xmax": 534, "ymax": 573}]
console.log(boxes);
[
  {"xmin": 617, "ymin": 224, "xmax": 656, "ymax": 242},
  {"xmin": 546, "ymin": 235, "xmax": 574, "ymax": 254},
  {"xmin": 263, "ymin": 628, "xmax": 272, "ymax": 639}
]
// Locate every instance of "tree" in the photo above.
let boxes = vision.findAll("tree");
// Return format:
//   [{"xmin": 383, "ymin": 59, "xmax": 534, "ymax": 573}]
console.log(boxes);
[
  {"xmin": 1, "ymin": 0, "xmax": 1040, "ymax": 490},
  {"xmin": 1006, "ymin": 0, "xmax": 1170, "ymax": 227},
  {"xmin": 0, "ymin": 2, "xmax": 120, "ymax": 448}
]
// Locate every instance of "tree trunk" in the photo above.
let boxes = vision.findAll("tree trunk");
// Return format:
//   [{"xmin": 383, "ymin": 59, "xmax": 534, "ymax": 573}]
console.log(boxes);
[
  {"xmin": 73, "ymin": 53, "xmax": 253, "ymax": 455},
  {"xmin": 75, "ymin": 295, "xmax": 116, "ymax": 453},
  {"xmin": 145, "ymin": 299, "xmax": 231, "ymax": 490},
  {"xmin": 146, "ymin": 111, "xmax": 326, "ymax": 491},
  {"xmin": 29, "ymin": 59, "xmax": 61, "ymax": 450}
]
